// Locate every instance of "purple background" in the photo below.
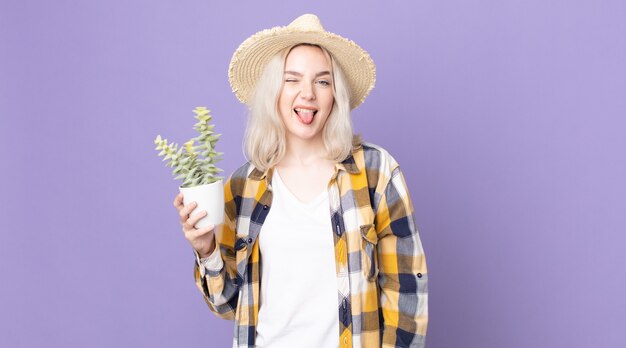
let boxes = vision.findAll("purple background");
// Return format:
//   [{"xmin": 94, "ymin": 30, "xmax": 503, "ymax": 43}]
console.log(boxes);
[{"xmin": 1, "ymin": 1, "xmax": 625, "ymax": 347}]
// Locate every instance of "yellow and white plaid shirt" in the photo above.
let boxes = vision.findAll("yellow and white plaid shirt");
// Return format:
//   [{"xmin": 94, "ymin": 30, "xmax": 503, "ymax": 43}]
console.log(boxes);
[{"xmin": 194, "ymin": 140, "xmax": 428, "ymax": 347}]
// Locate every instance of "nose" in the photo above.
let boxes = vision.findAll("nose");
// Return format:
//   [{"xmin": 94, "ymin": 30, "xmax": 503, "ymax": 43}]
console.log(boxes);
[{"xmin": 299, "ymin": 82, "xmax": 316, "ymax": 101}]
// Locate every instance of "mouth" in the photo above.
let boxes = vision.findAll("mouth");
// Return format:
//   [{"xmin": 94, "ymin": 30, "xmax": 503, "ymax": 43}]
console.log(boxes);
[{"xmin": 293, "ymin": 107, "xmax": 317, "ymax": 125}]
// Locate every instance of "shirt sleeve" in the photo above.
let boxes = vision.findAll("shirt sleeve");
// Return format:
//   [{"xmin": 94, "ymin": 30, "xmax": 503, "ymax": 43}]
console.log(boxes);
[
  {"xmin": 193, "ymin": 176, "xmax": 240, "ymax": 321},
  {"xmin": 375, "ymin": 166, "xmax": 428, "ymax": 347}
]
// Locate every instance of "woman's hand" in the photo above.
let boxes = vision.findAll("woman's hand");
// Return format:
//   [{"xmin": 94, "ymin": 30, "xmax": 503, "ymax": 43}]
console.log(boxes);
[{"xmin": 173, "ymin": 192, "xmax": 216, "ymax": 258}]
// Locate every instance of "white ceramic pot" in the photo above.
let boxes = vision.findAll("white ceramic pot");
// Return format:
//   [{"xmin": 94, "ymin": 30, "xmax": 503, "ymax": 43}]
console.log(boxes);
[{"xmin": 179, "ymin": 179, "xmax": 225, "ymax": 228}]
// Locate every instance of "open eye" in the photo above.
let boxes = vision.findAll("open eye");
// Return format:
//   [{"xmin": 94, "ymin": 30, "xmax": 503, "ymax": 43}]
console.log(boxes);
[{"xmin": 316, "ymin": 80, "xmax": 331, "ymax": 87}]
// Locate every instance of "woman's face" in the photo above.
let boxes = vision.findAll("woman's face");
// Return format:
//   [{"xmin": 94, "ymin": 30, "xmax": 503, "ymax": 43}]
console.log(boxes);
[{"xmin": 277, "ymin": 45, "xmax": 335, "ymax": 143}]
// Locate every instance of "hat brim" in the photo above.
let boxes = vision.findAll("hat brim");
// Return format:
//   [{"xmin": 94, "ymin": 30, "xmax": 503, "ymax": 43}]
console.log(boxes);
[{"xmin": 229, "ymin": 27, "xmax": 376, "ymax": 110}]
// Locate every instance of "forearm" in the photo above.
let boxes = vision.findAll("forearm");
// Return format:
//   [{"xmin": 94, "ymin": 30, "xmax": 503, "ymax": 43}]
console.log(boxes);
[
  {"xmin": 194, "ymin": 245, "xmax": 239, "ymax": 320},
  {"xmin": 380, "ymin": 274, "xmax": 428, "ymax": 347}
]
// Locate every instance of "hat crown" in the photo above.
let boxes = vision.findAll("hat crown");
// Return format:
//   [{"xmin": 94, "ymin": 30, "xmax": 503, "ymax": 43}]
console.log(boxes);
[
  {"xmin": 229, "ymin": 14, "xmax": 376, "ymax": 109},
  {"xmin": 288, "ymin": 14, "xmax": 325, "ymax": 32}
]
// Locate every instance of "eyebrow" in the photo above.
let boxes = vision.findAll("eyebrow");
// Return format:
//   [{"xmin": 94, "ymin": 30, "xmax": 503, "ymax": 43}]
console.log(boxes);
[{"xmin": 284, "ymin": 70, "xmax": 331, "ymax": 77}]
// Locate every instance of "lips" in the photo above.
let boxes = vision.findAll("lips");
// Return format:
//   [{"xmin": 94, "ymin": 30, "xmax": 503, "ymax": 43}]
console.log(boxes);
[{"xmin": 294, "ymin": 107, "xmax": 317, "ymax": 125}]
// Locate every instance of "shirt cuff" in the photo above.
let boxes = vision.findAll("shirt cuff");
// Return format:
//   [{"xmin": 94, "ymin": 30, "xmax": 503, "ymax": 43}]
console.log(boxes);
[{"xmin": 194, "ymin": 247, "xmax": 223, "ymax": 278}]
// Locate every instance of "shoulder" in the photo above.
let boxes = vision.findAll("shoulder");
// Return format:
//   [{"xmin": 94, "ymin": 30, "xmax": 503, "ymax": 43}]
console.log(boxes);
[
  {"xmin": 230, "ymin": 161, "xmax": 254, "ymax": 180},
  {"xmin": 224, "ymin": 161, "xmax": 254, "ymax": 196},
  {"xmin": 360, "ymin": 141, "xmax": 400, "ymax": 176},
  {"xmin": 348, "ymin": 140, "xmax": 402, "ymax": 192}
]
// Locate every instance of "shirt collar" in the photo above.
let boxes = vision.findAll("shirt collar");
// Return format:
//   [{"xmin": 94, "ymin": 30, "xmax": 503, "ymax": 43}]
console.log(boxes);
[
  {"xmin": 335, "ymin": 152, "xmax": 361, "ymax": 174},
  {"xmin": 339, "ymin": 134, "xmax": 363, "ymax": 174},
  {"xmin": 248, "ymin": 166, "xmax": 274, "ymax": 182}
]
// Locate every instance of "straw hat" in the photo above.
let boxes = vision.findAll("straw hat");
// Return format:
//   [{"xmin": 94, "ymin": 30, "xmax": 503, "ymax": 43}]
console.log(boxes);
[{"xmin": 228, "ymin": 14, "xmax": 376, "ymax": 110}]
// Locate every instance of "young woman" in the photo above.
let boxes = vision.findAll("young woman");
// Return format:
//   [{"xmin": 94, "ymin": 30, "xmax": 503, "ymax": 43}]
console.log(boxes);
[{"xmin": 173, "ymin": 14, "xmax": 428, "ymax": 348}]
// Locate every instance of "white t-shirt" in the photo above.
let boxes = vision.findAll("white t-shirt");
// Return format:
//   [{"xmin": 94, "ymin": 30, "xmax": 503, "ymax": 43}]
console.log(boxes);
[{"xmin": 255, "ymin": 169, "xmax": 339, "ymax": 348}]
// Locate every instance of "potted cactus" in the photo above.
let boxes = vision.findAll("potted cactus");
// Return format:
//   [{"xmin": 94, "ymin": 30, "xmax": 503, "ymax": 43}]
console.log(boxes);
[{"xmin": 154, "ymin": 106, "xmax": 224, "ymax": 228}]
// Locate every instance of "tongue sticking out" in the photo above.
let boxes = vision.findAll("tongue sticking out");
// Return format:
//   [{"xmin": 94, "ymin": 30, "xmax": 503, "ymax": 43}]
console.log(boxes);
[{"xmin": 295, "ymin": 110, "xmax": 315, "ymax": 125}]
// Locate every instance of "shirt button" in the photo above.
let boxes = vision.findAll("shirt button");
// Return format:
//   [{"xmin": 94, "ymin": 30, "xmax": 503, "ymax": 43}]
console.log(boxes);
[
  {"xmin": 247, "ymin": 238, "xmax": 253, "ymax": 244},
  {"xmin": 417, "ymin": 273, "xmax": 423, "ymax": 278},
  {"xmin": 263, "ymin": 205, "xmax": 269, "ymax": 210}
]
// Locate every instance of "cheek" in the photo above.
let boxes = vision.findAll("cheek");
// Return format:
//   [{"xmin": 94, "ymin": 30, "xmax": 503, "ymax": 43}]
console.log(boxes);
[
  {"xmin": 277, "ymin": 95, "xmax": 290, "ymax": 117},
  {"xmin": 322, "ymin": 93, "xmax": 335, "ymax": 113},
  {"xmin": 278, "ymin": 88, "xmax": 295, "ymax": 109}
]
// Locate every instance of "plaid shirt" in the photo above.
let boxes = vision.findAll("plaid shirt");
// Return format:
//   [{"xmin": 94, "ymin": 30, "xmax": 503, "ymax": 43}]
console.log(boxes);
[{"xmin": 194, "ymin": 140, "xmax": 428, "ymax": 347}]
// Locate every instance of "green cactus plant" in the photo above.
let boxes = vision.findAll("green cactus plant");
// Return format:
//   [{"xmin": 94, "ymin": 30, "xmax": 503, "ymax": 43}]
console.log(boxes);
[{"xmin": 154, "ymin": 107, "xmax": 223, "ymax": 188}]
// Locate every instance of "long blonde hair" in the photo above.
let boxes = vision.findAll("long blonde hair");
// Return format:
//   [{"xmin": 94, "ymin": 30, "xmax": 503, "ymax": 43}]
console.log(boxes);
[{"xmin": 244, "ymin": 44, "xmax": 353, "ymax": 172}]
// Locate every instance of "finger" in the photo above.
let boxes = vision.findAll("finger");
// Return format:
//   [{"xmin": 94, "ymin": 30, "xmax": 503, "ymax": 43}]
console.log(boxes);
[
  {"xmin": 191, "ymin": 224, "xmax": 215, "ymax": 239},
  {"xmin": 173, "ymin": 192, "xmax": 184, "ymax": 209},
  {"xmin": 182, "ymin": 210, "xmax": 203, "ymax": 230},
  {"xmin": 187, "ymin": 210, "xmax": 207, "ymax": 227},
  {"xmin": 182, "ymin": 224, "xmax": 214, "ymax": 242},
  {"xmin": 179, "ymin": 201, "xmax": 197, "ymax": 221}
]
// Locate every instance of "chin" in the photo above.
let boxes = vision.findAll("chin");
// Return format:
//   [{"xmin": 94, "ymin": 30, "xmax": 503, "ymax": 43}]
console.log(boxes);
[{"xmin": 289, "ymin": 128, "xmax": 322, "ymax": 141}]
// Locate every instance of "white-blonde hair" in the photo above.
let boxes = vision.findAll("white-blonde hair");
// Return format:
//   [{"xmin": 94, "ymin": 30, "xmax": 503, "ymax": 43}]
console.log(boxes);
[{"xmin": 244, "ymin": 44, "xmax": 353, "ymax": 172}]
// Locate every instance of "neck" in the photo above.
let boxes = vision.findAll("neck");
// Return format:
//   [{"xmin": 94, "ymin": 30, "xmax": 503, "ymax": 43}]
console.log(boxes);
[{"xmin": 281, "ymin": 134, "xmax": 328, "ymax": 167}]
